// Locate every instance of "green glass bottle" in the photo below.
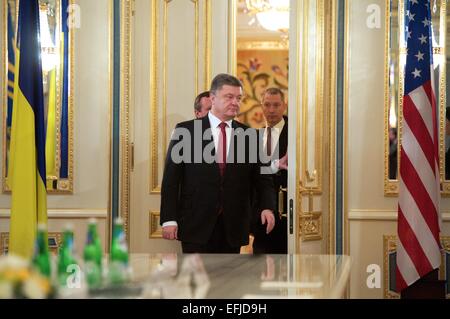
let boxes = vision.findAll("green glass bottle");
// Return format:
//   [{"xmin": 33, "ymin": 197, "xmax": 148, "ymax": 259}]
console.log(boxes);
[
  {"xmin": 83, "ymin": 218, "xmax": 103, "ymax": 288},
  {"xmin": 109, "ymin": 217, "xmax": 129, "ymax": 285},
  {"xmin": 32, "ymin": 223, "xmax": 51, "ymax": 278},
  {"xmin": 57, "ymin": 225, "xmax": 77, "ymax": 287}
]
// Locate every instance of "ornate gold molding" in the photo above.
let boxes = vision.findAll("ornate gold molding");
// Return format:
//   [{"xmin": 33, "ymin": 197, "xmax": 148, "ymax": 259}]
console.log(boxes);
[
  {"xmin": 298, "ymin": 179, "xmax": 323, "ymax": 242},
  {"xmin": 314, "ymin": 0, "xmax": 324, "ymax": 193},
  {"xmin": 299, "ymin": 211, "xmax": 322, "ymax": 241},
  {"xmin": 204, "ymin": 0, "xmax": 211, "ymax": 90},
  {"xmin": 384, "ymin": 0, "xmax": 448, "ymax": 196},
  {"xmin": 150, "ymin": 0, "xmax": 204, "ymax": 194},
  {"xmin": 236, "ymin": 40, "xmax": 289, "ymax": 51},
  {"xmin": 191, "ymin": 0, "xmax": 199, "ymax": 95},
  {"xmin": 120, "ymin": 0, "xmax": 132, "ymax": 241},
  {"xmin": 326, "ymin": 0, "xmax": 337, "ymax": 255},
  {"xmin": 299, "ymin": 0, "xmax": 324, "ymax": 194},
  {"xmin": 439, "ymin": 0, "xmax": 448, "ymax": 194},
  {"xmin": 2, "ymin": 0, "xmax": 74, "ymax": 194},
  {"xmin": 66, "ymin": 0, "xmax": 75, "ymax": 194},
  {"xmin": 294, "ymin": 0, "xmax": 302, "ymax": 254},
  {"xmin": 150, "ymin": 0, "xmax": 159, "ymax": 194},
  {"xmin": 383, "ymin": 0, "xmax": 397, "ymax": 196},
  {"xmin": 149, "ymin": 211, "xmax": 162, "ymax": 238},
  {"xmin": 343, "ymin": 0, "xmax": 350, "ymax": 256},
  {"xmin": 228, "ymin": 0, "xmax": 237, "ymax": 75},
  {"xmin": 383, "ymin": 235, "xmax": 399, "ymax": 299},
  {"xmin": 106, "ymin": 0, "xmax": 114, "ymax": 251}
]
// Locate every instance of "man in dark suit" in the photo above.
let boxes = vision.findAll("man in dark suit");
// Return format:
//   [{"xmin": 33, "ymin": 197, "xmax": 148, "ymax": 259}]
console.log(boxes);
[
  {"xmin": 160, "ymin": 74, "xmax": 276, "ymax": 253},
  {"xmin": 252, "ymin": 87, "xmax": 288, "ymax": 254}
]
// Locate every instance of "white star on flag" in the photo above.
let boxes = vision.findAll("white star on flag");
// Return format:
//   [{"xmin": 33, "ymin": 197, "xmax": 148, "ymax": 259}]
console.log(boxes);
[
  {"xmin": 418, "ymin": 34, "xmax": 427, "ymax": 44},
  {"xmin": 415, "ymin": 51, "xmax": 424, "ymax": 61},
  {"xmin": 409, "ymin": 13, "xmax": 416, "ymax": 21},
  {"xmin": 407, "ymin": 31, "xmax": 412, "ymax": 39},
  {"xmin": 410, "ymin": 0, "xmax": 418, "ymax": 4},
  {"xmin": 412, "ymin": 68, "xmax": 421, "ymax": 78},
  {"xmin": 422, "ymin": 18, "xmax": 431, "ymax": 27}
]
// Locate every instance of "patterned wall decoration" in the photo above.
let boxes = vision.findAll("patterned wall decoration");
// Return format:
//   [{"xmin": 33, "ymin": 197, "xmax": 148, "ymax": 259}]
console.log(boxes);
[
  {"xmin": 383, "ymin": 235, "xmax": 450, "ymax": 299},
  {"xmin": 236, "ymin": 49, "xmax": 288, "ymax": 128}
]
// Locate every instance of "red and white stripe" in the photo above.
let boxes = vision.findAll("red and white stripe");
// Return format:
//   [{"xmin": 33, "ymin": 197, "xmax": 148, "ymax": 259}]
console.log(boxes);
[{"xmin": 396, "ymin": 72, "xmax": 441, "ymax": 292}]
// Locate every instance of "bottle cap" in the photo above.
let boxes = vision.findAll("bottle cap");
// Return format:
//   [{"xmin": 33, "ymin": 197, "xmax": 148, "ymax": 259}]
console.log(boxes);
[
  {"xmin": 64, "ymin": 223, "xmax": 74, "ymax": 231},
  {"xmin": 115, "ymin": 217, "xmax": 123, "ymax": 225},
  {"xmin": 88, "ymin": 217, "xmax": 98, "ymax": 225},
  {"xmin": 37, "ymin": 223, "xmax": 47, "ymax": 231}
]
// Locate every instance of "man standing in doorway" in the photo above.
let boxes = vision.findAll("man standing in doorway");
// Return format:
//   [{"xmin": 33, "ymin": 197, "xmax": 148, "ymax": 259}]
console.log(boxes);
[
  {"xmin": 252, "ymin": 87, "xmax": 288, "ymax": 254},
  {"xmin": 160, "ymin": 74, "xmax": 276, "ymax": 253}
]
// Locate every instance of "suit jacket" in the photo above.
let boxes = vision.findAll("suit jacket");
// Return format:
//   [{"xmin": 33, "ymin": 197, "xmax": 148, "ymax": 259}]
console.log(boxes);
[
  {"xmin": 252, "ymin": 116, "xmax": 288, "ymax": 253},
  {"xmin": 160, "ymin": 115, "xmax": 276, "ymax": 247}
]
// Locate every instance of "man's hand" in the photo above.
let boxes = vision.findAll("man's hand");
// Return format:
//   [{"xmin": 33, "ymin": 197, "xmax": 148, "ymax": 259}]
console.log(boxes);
[
  {"xmin": 162, "ymin": 225, "xmax": 178, "ymax": 240},
  {"xmin": 261, "ymin": 209, "xmax": 275, "ymax": 234},
  {"xmin": 278, "ymin": 153, "xmax": 288, "ymax": 170}
]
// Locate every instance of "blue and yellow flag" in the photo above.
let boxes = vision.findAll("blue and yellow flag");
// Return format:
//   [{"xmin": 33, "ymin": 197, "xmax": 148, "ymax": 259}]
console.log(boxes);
[{"xmin": 8, "ymin": 0, "xmax": 48, "ymax": 259}]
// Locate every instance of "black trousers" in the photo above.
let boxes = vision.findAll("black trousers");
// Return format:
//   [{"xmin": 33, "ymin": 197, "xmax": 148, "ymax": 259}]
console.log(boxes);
[
  {"xmin": 181, "ymin": 214, "xmax": 240, "ymax": 254},
  {"xmin": 253, "ymin": 216, "xmax": 287, "ymax": 254}
]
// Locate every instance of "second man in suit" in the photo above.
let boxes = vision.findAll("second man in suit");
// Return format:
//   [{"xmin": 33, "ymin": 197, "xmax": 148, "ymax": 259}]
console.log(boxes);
[
  {"xmin": 252, "ymin": 87, "xmax": 288, "ymax": 254},
  {"xmin": 194, "ymin": 91, "xmax": 212, "ymax": 119}
]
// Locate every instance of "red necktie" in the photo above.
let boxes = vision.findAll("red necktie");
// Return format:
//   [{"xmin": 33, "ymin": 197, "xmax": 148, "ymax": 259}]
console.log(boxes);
[
  {"xmin": 266, "ymin": 126, "xmax": 272, "ymax": 156},
  {"xmin": 218, "ymin": 122, "xmax": 227, "ymax": 176}
]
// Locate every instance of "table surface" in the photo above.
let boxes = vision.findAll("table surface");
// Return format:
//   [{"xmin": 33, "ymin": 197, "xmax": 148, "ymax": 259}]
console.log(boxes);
[{"xmin": 127, "ymin": 254, "xmax": 351, "ymax": 299}]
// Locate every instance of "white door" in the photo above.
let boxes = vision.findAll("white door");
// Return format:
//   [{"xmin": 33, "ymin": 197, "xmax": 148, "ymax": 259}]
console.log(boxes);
[{"xmin": 129, "ymin": 0, "xmax": 228, "ymax": 253}]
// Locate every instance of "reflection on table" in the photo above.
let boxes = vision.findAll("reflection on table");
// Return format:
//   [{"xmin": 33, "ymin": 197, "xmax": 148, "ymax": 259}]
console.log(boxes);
[{"xmin": 130, "ymin": 254, "xmax": 351, "ymax": 299}]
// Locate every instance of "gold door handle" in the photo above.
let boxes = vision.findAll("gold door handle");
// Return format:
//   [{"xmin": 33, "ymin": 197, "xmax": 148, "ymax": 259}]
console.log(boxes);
[{"xmin": 278, "ymin": 187, "xmax": 287, "ymax": 217}]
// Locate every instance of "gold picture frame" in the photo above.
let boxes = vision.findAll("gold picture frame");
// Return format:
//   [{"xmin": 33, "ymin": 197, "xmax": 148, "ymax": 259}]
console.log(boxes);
[
  {"xmin": 2, "ymin": 0, "xmax": 74, "ymax": 194},
  {"xmin": 384, "ymin": 0, "xmax": 447, "ymax": 196}
]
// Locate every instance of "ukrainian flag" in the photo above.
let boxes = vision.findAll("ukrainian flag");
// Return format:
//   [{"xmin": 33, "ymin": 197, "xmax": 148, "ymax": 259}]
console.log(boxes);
[{"xmin": 8, "ymin": 0, "xmax": 48, "ymax": 259}]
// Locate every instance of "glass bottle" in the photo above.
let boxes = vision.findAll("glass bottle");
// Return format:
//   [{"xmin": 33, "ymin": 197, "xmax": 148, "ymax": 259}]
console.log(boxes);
[
  {"xmin": 108, "ymin": 217, "xmax": 129, "ymax": 285},
  {"xmin": 57, "ymin": 225, "xmax": 77, "ymax": 287},
  {"xmin": 32, "ymin": 223, "xmax": 51, "ymax": 278},
  {"xmin": 83, "ymin": 218, "xmax": 103, "ymax": 288}
]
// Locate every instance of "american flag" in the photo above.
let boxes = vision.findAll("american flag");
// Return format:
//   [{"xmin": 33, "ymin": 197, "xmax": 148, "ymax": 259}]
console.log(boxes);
[{"xmin": 396, "ymin": 0, "xmax": 441, "ymax": 292}]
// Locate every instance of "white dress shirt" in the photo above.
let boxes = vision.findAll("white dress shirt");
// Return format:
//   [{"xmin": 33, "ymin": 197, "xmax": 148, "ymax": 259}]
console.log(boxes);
[
  {"xmin": 264, "ymin": 118, "xmax": 285, "ymax": 174},
  {"xmin": 263, "ymin": 118, "xmax": 285, "ymax": 157},
  {"xmin": 208, "ymin": 111, "xmax": 233, "ymax": 157},
  {"xmin": 163, "ymin": 112, "xmax": 233, "ymax": 228}
]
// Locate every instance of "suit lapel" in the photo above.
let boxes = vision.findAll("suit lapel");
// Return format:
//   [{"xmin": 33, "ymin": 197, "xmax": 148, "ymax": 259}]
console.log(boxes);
[
  {"xmin": 270, "ymin": 117, "xmax": 288, "ymax": 160},
  {"xmin": 278, "ymin": 117, "xmax": 288, "ymax": 157}
]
